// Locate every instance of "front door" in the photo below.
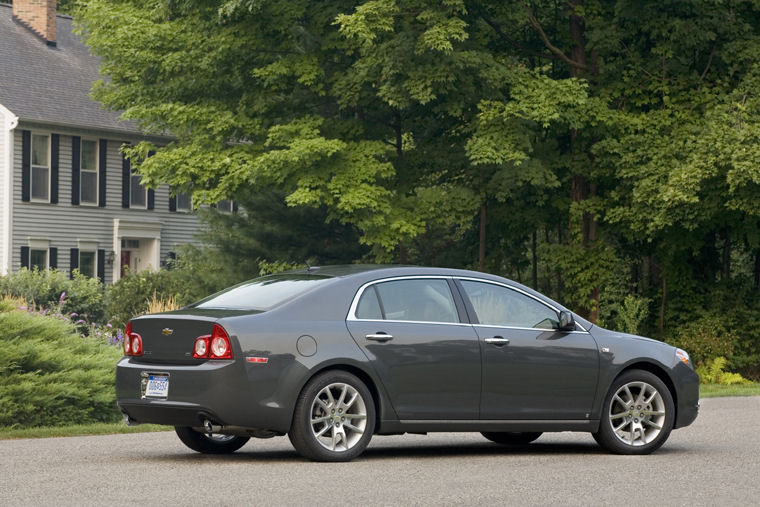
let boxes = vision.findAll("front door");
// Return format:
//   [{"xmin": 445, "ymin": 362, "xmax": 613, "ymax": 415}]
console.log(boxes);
[
  {"xmin": 120, "ymin": 251, "xmax": 131, "ymax": 278},
  {"xmin": 457, "ymin": 279, "xmax": 599, "ymax": 420},
  {"xmin": 346, "ymin": 278, "xmax": 481, "ymax": 420}
]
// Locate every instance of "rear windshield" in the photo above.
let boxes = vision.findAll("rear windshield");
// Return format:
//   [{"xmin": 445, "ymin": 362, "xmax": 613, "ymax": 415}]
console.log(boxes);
[{"xmin": 191, "ymin": 274, "xmax": 332, "ymax": 310}]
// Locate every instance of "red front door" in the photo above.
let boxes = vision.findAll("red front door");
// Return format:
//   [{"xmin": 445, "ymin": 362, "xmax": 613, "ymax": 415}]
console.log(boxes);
[{"xmin": 120, "ymin": 251, "xmax": 131, "ymax": 278}]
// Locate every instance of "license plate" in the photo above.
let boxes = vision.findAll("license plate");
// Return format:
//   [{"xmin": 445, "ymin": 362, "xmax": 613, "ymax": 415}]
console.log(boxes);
[{"xmin": 144, "ymin": 374, "xmax": 169, "ymax": 398}]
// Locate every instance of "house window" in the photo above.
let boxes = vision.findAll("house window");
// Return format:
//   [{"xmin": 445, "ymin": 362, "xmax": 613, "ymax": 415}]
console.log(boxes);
[
  {"xmin": 31, "ymin": 134, "xmax": 50, "ymax": 201},
  {"xmin": 176, "ymin": 192, "xmax": 192, "ymax": 211},
  {"xmin": 79, "ymin": 251, "xmax": 96, "ymax": 278},
  {"xmin": 80, "ymin": 140, "xmax": 98, "ymax": 205},
  {"xmin": 130, "ymin": 173, "xmax": 147, "ymax": 208},
  {"xmin": 30, "ymin": 249, "xmax": 48, "ymax": 270},
  {"xmin": 217, "ymin": 199, "xmax": 233, "ymax": 213}
]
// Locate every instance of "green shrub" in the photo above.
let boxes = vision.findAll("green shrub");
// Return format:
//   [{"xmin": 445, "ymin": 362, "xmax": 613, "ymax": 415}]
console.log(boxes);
[
  {"xmin": 105, "ymin": 268, "xmax": 185, "ymax": 329},
  {"xmin": 0, "ymin": 309, "xmax": 122, "ymax": 428},
  {"xmin": 0, "ymin": 268, "xmax": 105, "ymax": 324},
  {"xmin": 695, "ymin": 357, "xmax": 752, "ymax": 385},
  {"xmin": 666, "ymin": 315, "xmax": 738, "ymax": 366}
]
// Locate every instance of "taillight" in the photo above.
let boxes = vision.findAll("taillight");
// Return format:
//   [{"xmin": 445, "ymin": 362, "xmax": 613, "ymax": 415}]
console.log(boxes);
[
  {"xmin": 192, "ymin": 324, "xmax": 233, "ymax": 360},
  {"xmin": 124, "ymin": 321, "xmax": 143, "ymax": 356}
]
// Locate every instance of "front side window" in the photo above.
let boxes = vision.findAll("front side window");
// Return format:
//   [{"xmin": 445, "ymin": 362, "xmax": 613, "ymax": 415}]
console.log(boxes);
[
  {"xmin": 365, "ymin": 279, "xmax": 459, "ymax": 323},
  {"xmin": 30, "ymin": 249, "xmax": 48, "ymax": 270},
  {"xmin": 31, "ymin": 134, "xmax": 50, "ymax": 201},
  {"xmin": 79, "ymin": 251, "xmax": 96, "ymax": 278},
  {"xmin": 80, "ymin": 140, "xmax": 98, "ymax": 205},
  {"xmin": 130, "ymin": 173, "xmax": 147, "ymax": 208},
  {"xmin": 461, "ymin": 280, "xmax": 559, "ymax": 329}
]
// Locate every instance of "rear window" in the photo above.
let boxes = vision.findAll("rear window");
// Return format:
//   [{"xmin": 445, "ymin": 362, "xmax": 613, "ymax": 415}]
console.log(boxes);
[{"xmin": 191, "ymin": 274, "xmax": 332, "ymax": 310}]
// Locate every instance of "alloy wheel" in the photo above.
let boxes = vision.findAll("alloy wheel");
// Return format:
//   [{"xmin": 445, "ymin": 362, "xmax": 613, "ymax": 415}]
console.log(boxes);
[
  {"xmin": 608, "ymin": 381, "xmax": 666, "ymax": 447},
  {"xmin": 309, "ymin": 382, "xmax": 368, "ymax": 452}
]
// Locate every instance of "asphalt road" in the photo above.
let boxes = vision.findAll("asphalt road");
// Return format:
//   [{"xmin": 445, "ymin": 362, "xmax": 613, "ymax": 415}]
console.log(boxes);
[{"xmin": 0, "ymin": 396, "xmax": 757, "ymax": 506}]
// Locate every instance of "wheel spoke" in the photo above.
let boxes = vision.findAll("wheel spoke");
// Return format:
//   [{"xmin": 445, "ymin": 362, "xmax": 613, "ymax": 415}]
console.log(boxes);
[
  {"xmin": 343, "ymin": 392, "xmax": 359, "ymax": 410},
  {"xmin": 315, "ymin": 424, "xmax": 331, "ymax": 437},
  {"xmin": 315, "ymin": 397, "xmax": 329, "ymax": 410},
  {"xmin": 337, "ymin": 384, "xmax": 348, "ymax": 408},
  {"xmin": 325, "ymin": 387, "xmax": 335, "ymax": 406},
  {"xmin": 643, "ymin": 419, "xmax": 662, "ymax": 430},
  {"xmin": 311, "ymin": 416, "xmax": 330, "ymax": 424},
  {"xmin": 331, "ymin": 425, "xmax": 338, "ymax": 450},
  {"xmin": 613, "ymin": 419, "xmax": 630, "ymax": 432},
  {"xmin": 344, "ymin": 422, "xmax": 363, "ymax": 434},
  {"xmin": 623, "ymin": 385, "xmax": 634, "ymax": 403},
  {"xmin": 642, "ymin": 410, "xmax": 664, "ymax": 417},
  {"xmin": 610, "ymin": 411, "xmax": 628, "ymax": 420},
  {"xmin": 347, "ymin": 413, "xmax": 367, "ymax": 420},
  {"xmin": 635, "ymin": 383, "xmax": 648, "ymax": 404}
]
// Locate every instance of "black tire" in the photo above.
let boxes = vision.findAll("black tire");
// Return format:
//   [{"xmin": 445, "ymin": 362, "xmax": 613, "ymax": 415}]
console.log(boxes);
[
  {"xmin": 593, "ymin": 369, "xmax": 675, "ymax": 455},
  {"xmin": 289, "ymin": 370, "xmax": 376, "ymax": 462},
  {"xmin": 481, "ymin": 432, "xmax": 543, "ymax": 445},
  {"xmin": 174, "ymin": 426, "xmax": 249, "ymax": 454}
]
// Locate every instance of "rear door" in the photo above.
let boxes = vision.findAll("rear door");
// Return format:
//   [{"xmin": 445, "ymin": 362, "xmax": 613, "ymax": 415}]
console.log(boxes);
[
  {"xmin": 456, "ymin": 279, "xmax": 599, "ymax": 420},
  {"xmin": 346, "ymin": 277, "xmax": 481, "ymax": 420}
]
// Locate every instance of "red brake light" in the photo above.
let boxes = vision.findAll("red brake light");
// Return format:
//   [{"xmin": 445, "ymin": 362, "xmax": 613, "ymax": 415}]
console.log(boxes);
[
  {"xmin": 193, "ymin": 324, "xmax": 233, "ymax": 360},
  {"xmin": 124, "ymin": 321, "xmax": 143, "ymax": 356}
]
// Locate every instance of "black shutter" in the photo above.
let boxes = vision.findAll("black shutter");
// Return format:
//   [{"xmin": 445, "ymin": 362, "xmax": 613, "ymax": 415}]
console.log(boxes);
[
  {"xmin": 98, "ymin": 139, "xmax": 107, "ymax": 207},
  {"xmin": 50, "ymin": 134, "xmax": 59, "ymax": 204},
  {"xmin": 232, "ymin": 201, "xmax": 239, "ymax": 213},
  {"xmin": 169, "ymin": 194, "xmax": 177, "ymax": 212},
  {"xmin": 71, "ymin": 136, "xmax": 81, "ymax": 205},
  {"xmin": 69, "ymin": 248, "xmax": 79, "ymax": 278},
  {"xmin": 97, "ymin": 249, "xmax": 105, "ymax": 283},
  {"xmin": 20, "ymin": 246, "xmax": 30, "ymax": 269},
  {"xmin": 49, "ymin": 247, "xmax": 58, "ymax": 269},
  {"xmin": 21, "ymin": 130, "xmax": 31, "ymax": 202},
  {"xmin": 148, "ymin": 189, "xmax": 155, "ymax": 210},
  {"xmin": 121, "ymin": 147, "xmax": 130, "ymax": 208}
]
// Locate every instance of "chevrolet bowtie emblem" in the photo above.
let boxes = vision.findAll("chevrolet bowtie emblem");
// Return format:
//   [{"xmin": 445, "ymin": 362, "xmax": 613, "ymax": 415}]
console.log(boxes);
[{"xmin": 161, "ymin": 328, "xmax": 174, "ymax": 336}]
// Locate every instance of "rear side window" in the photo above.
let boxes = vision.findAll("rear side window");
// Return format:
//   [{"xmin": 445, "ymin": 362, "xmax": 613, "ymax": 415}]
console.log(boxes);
[
  {"xmin": 356, "ymin": 279, "xmax": 459, "ymax": 323},
  {"xmin": 192, "ymin": 274, "xmax": 331, "ymax": 310}
]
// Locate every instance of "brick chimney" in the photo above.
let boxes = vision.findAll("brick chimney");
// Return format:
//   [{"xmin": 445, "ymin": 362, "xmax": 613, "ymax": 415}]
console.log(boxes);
[{"xmin": 12, "ymin": 0, "xmax": 58, "ymax": 46}]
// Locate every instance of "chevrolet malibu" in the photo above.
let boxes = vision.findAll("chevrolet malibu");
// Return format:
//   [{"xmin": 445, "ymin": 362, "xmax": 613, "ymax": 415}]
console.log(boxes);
[{"xmin": 117, "ymin": 265, "xmax": 699, "ymax": 461}]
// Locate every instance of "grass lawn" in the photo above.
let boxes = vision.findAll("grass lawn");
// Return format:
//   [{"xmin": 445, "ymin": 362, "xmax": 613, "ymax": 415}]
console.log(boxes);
[
  {"xmin": 0, "ymin": 422, "xmax": 171, "ymax": 440},
  {"xmin": 700, "ymin": 382, "xmax": 760, "ymax": 398}
]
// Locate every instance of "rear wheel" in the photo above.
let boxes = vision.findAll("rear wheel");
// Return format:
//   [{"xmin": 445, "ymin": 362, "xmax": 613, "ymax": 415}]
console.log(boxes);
[
  {"xmin": 174, "ymin": 426, "xmax": 249, "ymax": 454},
  {"xmin": 289, "ymin": 370, "xmax": 375, "ymax": 462},
  {"xmin": 481, "ymin": 432, "xmax": 542, "ymax": 445},
  {"xmin": 593, "ymin": 369, "xmax": 675, "ymax": 455}
]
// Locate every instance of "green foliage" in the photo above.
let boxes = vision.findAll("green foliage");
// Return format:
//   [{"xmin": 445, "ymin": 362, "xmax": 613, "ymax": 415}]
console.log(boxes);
[
  {"xmin": 695, "ymin": 357, "xmax": 752, "ymax": 386},
  {"xmin": 0, "ymin": 309, "xmax": 123, "ymax": 428},
  {"xmin": 667, "ymin": 315, "xmax": 738, "ymax": 367},
  {"xmin": 105, "ymin": 268, "xmax": 187, "ymax": 329},
  {"xmin": 608, "ymin": 295, "xmax": 651, "ymax": 336},
  {"xmin": 0, "ymin": 269, "xmax": 106, "ymax": 323}
]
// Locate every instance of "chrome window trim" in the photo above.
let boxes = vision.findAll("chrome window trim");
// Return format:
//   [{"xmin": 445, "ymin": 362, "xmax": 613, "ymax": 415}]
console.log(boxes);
[
  {"xmin": 455, "ymin": 276, "xmax": 588, "ymax": 332},
  {"xmin": 347, "ymin": 274, "xmax": 588, "ymax": 333},
  {"xmin": 347, "ymin": 276, "xmax": 461, "ymax": 324}
]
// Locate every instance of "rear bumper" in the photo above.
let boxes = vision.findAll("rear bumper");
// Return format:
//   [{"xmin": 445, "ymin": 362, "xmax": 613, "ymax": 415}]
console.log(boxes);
[{"xmin": 115, "ymin": 357, "xmax": 293, "ymax": 432}]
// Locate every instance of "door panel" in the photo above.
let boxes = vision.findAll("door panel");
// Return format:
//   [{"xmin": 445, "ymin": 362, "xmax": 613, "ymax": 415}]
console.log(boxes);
[
  {"xmin": 476, "ymin": 326, "xmax": 599, "ymax": 419},
  {"xmin": 346, "ymin": 320, "xmax": 481, "ymax": 420}
]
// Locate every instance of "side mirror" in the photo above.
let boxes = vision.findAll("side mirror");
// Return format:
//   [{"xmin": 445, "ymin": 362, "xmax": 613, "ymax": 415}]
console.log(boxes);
[{"xmin": 559, "ymin": 310, "xmax": 575, "ymax": 331}]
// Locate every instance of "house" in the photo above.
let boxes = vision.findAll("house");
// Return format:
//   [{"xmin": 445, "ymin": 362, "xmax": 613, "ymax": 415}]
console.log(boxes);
[{"xmin": 0, "ymin": 0, "xmax": 206, "ymax": 283}]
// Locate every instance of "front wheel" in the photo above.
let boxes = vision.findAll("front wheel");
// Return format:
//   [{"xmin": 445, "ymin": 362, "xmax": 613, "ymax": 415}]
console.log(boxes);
[
  {"xmin": 593, "ymin": 369, "xmax": 675, "ymax": 455},
  {"xmin": 481, "ymin": 432, "xmax": 542, "ymax": 445},
  {"xmin": 289, "ymin": 370, "xmax": 376, "ymax": 462},
  {"xmin": 174, "ymin": 426, "xmax": 249, "ymax": 454}
]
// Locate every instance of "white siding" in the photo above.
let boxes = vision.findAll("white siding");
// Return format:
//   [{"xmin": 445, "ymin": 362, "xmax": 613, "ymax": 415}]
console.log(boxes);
[
  {"xmin": 11, "ymin": 122, "xmax": 205, "ymax": 283},
  {"xmin": 0, "ymin": 110, "xmax": 5, "ymax": 274}
]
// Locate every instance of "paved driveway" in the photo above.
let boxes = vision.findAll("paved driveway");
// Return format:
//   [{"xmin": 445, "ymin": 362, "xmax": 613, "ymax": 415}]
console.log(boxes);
[{"xmin": 0, "ymin": 396, "xmax": 757, "ymax": 506}]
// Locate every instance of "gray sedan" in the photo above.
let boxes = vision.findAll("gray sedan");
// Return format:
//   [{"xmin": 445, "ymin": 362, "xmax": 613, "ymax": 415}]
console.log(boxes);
[{"xmin": 116, "ymin": 265, "xmax": 699, "ymax": 461}]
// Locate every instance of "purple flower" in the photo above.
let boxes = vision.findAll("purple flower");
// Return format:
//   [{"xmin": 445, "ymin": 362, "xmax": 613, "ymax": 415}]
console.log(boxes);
[
  {"xmin": 106, "ymin": 323, "xmax": 113, "ymax": 328},
  {"xmin": 59, "ymin": 292, "xmax": 66, "ymax": 303},
  {"xmin": 19, "ymin": 306, "xmax": 27, "ymax": 311},
  {"xmin": 70, "ymin": 312, "xmax": 78, "ymax": 317},
  {"xmin": 75, "ymin": 319, "xmax": 85, "ymax": 324}
]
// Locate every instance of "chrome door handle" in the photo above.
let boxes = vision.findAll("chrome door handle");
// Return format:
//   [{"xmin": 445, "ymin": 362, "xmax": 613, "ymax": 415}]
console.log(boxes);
[
  {"xmin": 484, "ymin": 337, "xmax": 510, "ymax": 346},
  {"xmin": 365, "ymin": 333, "xmax": 393, "ymax": 342}
]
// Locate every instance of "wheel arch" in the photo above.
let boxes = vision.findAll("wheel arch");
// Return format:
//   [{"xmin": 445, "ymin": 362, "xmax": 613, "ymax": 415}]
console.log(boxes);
[
  {"xmin": 616, "ymin": 361, "xmax": 678, "ymax": 423},
  {"xmin": 293, "ymin": 362, "xmax": 388, "ymax": 435}
]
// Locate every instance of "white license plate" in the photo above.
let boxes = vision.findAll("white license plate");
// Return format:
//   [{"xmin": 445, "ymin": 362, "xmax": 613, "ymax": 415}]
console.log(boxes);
[{"xmin": 144, "ymin": 374, "xmax": 169, "ymax": 398}]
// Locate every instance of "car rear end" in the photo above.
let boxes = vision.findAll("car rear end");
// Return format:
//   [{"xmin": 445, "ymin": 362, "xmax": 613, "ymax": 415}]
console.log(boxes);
[{"xmin": 116, "ymin": 312, "xmax": 257, "ymax": 431}]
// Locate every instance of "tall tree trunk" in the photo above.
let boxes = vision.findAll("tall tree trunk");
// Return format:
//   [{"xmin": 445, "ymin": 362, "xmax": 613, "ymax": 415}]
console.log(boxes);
[
  {"xmin": 479, "ymin": 202, "xmax": 487, "ymax": 271},
  {"xmin": 532, "ymin": 230, "xmax": 538, "ymax": 289},
  {"xmin": 659, "ymin": 277, "xmax": 667, "ymax": 341},
  {"xmin": 722, "ymin": 229, "xmax": 731, "ymax": 281},
  {"xmin": 754, "ymin": 250, "xmax": 760, "ymax": 288}
]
